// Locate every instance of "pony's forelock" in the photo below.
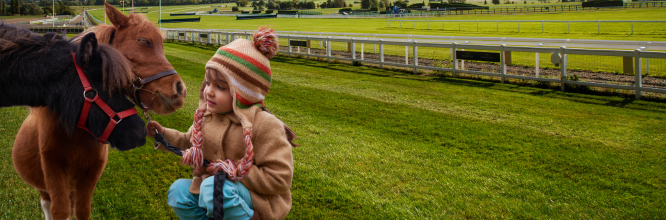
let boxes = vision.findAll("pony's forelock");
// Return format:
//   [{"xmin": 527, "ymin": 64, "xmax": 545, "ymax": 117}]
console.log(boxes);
[{"xmin": 98, "ymin": 44, "xmax": 134, "ymax": 96}]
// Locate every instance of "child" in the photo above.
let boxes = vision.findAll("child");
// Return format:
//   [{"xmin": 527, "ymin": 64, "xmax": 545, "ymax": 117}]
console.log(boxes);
[{"xmin": 147, "ymin": 27, "xmax": 297, "ymax": 220}]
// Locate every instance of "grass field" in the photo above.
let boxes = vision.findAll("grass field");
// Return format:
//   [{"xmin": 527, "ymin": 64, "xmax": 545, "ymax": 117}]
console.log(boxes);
[
  {"xmin": 1, "ymin": 41, "xmax": 666, "ymax": 219},
  {"xmin": 86, "ymin": 4, "xmax": 666, "ymax": 42}
]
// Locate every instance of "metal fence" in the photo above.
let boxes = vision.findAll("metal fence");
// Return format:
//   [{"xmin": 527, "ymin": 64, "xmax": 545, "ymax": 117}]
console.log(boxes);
[
  {"xmin": 161, "ymin": 28, "xmax": 666, "ymax": 99},
  {"xmin": 388, "ymin": 20, "xmax": 666, "ymax": 35}
]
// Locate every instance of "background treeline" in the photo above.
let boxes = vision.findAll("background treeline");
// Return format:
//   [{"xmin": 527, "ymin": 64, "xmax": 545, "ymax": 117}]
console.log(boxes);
[
  {"xmin": 1, "ymin": 0, "xmax": 75, "ymax": 15},
  {"xmin": 104, "ymin": 0, "xmax": 235, "ymax": 6}
]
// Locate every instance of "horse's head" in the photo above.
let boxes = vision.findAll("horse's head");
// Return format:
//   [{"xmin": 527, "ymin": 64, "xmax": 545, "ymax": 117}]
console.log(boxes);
[
  {"xmin": 71, "ymin": 33, "xmax": 147, "ymax": 150},
  {"xmin": 89, "ymin": 2, "xmax": 186, "ymax": 115}
]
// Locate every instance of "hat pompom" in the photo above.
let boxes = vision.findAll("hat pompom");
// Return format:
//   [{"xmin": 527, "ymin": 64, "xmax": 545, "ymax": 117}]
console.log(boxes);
[{"xmin": 253, "ymin": 26, "xmax": 279, "ymax": 59}]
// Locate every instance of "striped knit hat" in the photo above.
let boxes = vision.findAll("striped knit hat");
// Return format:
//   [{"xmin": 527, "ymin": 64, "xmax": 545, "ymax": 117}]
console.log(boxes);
[{"xmin": 182, "ymin": 27, "xmax": 279, "ymax": 181}]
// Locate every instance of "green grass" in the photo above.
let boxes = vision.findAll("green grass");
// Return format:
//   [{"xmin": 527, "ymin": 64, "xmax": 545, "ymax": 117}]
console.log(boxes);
[
  {"xmin": 87, "ymin": 4, "xmax": 666, "ymax": 42},
  {"xmin": 2, "ymin": 41, "xmax": 666, "ymax": 219}
]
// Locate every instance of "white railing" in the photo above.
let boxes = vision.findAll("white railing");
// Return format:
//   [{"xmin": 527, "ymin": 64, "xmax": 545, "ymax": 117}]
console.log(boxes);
[
  {"xmin": 161, "ymin": 28, "xmax": 666, "ymax": 50},
  {"xmin": 161, "ymin": 28, "xmax": 666, "ymax": 99}
]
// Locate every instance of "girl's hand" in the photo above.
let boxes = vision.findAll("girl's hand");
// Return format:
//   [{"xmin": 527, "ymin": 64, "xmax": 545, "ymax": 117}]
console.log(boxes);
[{"xmin": 147, "ymin": 121, "xmax": 165, "ymax": 138}]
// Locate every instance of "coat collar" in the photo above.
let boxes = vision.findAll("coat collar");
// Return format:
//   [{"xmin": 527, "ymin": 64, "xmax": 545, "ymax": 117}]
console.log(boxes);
[{"xmin": 203, "ymin": 110, "xmax": 240, "ymax": 125}]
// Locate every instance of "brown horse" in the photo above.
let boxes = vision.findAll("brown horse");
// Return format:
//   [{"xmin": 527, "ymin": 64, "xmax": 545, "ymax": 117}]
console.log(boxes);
[
  {"xmin": 6, "ymin": 25, "xmax": 148, "ymax": 220},
  {"xmin": 12, "ymin": 4, "xmax": 186, "ymax": 220}
]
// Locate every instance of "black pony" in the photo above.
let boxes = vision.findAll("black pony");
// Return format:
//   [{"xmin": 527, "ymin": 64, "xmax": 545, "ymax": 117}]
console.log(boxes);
[{"xmin": 0, "ymin": 23, "xmax": 146, "ymax": 150}]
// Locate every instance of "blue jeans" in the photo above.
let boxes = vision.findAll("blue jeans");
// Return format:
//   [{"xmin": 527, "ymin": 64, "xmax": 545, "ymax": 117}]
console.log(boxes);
[{"xmin": 167, "ymin": 177, "xmax": 254, "ymax": 220}]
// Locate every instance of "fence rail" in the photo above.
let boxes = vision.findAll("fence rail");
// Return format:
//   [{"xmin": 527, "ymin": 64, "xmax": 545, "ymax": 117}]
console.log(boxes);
[
  {"xmin": 161, "ymin": 28, "xmax": 666, "ymax": 99},
  {"xmin": 164, "ymin": 28, "xmax": 666, "ymax": 50}
]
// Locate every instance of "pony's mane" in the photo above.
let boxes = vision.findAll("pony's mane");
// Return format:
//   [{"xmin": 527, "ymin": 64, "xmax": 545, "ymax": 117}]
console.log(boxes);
[
  {"xmin": 96, "ymin": 43, "xmax": 134, "ymax": 95},
  {"xmin": 0, "ymin": 23, "xmax": 63, "ymax": 64},
  {"xmin": 0, "ymin": 23, "xmax": 133, "ymax": 95}
]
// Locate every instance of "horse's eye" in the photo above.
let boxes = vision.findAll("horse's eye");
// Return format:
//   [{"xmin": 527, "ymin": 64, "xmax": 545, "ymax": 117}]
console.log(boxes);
[{"xmin": 137, "ymin": 38, "xmax": 151, "ymax": 47}]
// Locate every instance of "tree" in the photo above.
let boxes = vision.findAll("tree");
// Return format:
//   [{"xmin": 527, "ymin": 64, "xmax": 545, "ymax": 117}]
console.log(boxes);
[
  {"xmin": 484, "ymin": 0, "xmax": 487, "ymax": 4},
  {"xmin": 1, "ymin": 1, "xmax": 5, "ymax": 16},
  {"xmin": 305, "ymin": 1, "xmax": 315, "ymax": 8},
  {"xmin": 393, "ymin": 0, "xmax": 406, "ymax": 8},
  {"xmin": 380, "ymin": 0, "xmax": 389, "ymax": 7},
  {"xmin": 492, "ymin": 0, "xmax": 499, "ymax": 4},
  {"xmin": 348, "ymin": 3, "xmax": 352, "ymax": 7},
  {"xmin": 236, "ymin": 0, "xmax": 248, "ymax": 7},
  {"xmin": 361, "ymin": 0, "xmax": 370, "ymax": 9},
  {"xmin": 333, "ymin": 0, "xmax": 345, "ymax": 7},
  {"xmin": 232, "ymin": 5, "xmax": 239, "ymax": 10},
  {"xmin": 42, "ymin": 6, "xmax": 52, "ymax": 15},
  {"xmin": 266, "ymin": 1, "xmax": 276, "ymax": 9},
  {"xmin": 24, "ymin": 3, "xmax": 42, "ymax": 15},
  {"xmin": 258, "ymin": 0, "xmax": 265, "ymax": 6},
  {"xmin": 378, "ymin": 1, "xmax": 384, "ymax": 8},
  {"xmin": 370, "ymin": 0, "xmax": 377, "ymax": 8}
]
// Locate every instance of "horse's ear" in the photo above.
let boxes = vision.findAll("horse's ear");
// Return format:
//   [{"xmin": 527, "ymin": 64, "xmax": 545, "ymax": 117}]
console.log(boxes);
[
  {"xmin": 77, "ymin": 33, "xmax": 99, "ymax": 66},
  {"xmin": 105, "ymin": 2, "xmax": 129, "ymax": 29}
]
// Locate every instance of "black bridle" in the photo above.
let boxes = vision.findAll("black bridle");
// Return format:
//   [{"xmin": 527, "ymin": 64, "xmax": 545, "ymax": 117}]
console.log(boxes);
[{"xmin": 130, "ymin": 69, "xmax": 178, "ymax": 111}]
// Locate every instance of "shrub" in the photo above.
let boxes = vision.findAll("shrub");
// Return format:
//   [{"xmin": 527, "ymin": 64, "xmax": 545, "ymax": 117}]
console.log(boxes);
[
  {"xmin": 252, "ymin": 10, "xmax": 261, "ymax": 13},
  {"xmin": 232, "ymin": 6, "xmax": 239, "ymax": 11},
  {"xmin": 265, "ymin": 9, "xmax": 273, "ymax": 13},
  {"xmin": 277, "ymin": 10, "xmax": 298, "ymax": 14}
]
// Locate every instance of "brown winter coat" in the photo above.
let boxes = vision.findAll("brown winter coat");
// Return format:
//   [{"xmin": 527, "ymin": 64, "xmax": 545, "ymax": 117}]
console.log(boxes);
[{"xmin": 157, "ymin": 109, "xmax": 293, "ymax": 220}]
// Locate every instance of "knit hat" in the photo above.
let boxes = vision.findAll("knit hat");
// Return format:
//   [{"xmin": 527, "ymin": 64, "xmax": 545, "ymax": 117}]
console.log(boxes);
[{"xmin": 181, "ymin": 27, "xmax": 279, "ymax": 181}]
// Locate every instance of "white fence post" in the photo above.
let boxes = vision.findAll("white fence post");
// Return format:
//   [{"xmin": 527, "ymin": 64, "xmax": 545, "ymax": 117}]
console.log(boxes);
[
  {"xmin": 635, "ymin": 49, "xmax": 642, "ymax": 99},
  {"xmin": 413, "ymin": 41, "xmax": 418, "ymax": 74},
  {"xmin": 361, "ymin": 40, "xmax": 364, "ymax": 60},
  {"xmin": 501, "ymin": 44, "xmax": 506, "ymax": 83},
  {"xmin": 452, "ymin": 42, "xmax": 458, "ymax": 78},
  {"xmin": 405, "ymin": 44, "xmax": 409, "ymax": 65},
  {"xmin": 351, "ymin": 38, "xmax": 356, "ymax": 61},
  {"xmin": 379, "ymin": 39, "xmax": 384, "ymax": 69},
  {"xmin": 560, "ymin": 46, "xmax": 567, "ymax": 91},
  {"xmin": 327, "ymin": 37, "xmax": 331, "ymax": 63},
  {"xmin": 306, "ymin": 37, "xmax": 310, "ymax": 60},
  {"xmin": 536, "ymin": 44, "xmax": 542, "ymax": 77},
  {"xmin": 288, "ymin": 35, "xmax": 292, "ymax": 57}
]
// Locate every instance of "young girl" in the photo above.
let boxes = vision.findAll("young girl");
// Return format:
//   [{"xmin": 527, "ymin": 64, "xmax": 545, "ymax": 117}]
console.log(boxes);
[{"xmin": 147, "ymin": 27, "xmax": 297, "ymax": 220}]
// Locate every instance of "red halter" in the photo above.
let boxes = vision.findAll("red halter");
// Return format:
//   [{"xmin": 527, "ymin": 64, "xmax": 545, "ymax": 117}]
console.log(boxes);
[{"xmin": 73, "ymin": 53, "xmax": 138, "ymax": 143}]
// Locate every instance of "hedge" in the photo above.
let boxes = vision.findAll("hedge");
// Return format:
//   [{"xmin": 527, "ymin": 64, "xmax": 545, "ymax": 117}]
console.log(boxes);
[
  {"xmin": 582, "ymin": 0, "xmax": 623, "ymax": 7},
  {"xmin": 277, "ymin": 10, "xmax": 298, "ymax": 14}
]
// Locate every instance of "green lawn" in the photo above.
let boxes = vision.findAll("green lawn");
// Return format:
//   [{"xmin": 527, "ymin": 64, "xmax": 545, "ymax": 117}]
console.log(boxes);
[
  {"xmin": 87, "ymin": 4, "xmax": 666, "ymax": 42},
  {"xmin": 1, "ymin": 41, "xmax": 666, "ymax": 219}
]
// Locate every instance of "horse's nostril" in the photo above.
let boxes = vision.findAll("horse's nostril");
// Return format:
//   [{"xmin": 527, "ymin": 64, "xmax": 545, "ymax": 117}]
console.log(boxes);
[{"xmin": 176, "ymin": 81, "xmax": 183, "ymax": 96}]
